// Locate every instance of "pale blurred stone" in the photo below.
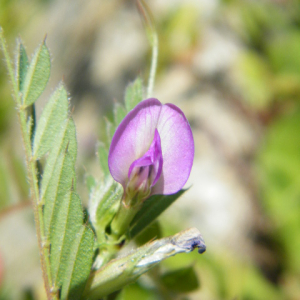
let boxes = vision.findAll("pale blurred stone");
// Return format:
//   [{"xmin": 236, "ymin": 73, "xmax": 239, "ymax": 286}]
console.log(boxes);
[
  {"xmin": 193, "ymin": 26, "xmax": 241, "ymax": 77},
  {"xmin": 151, "ymin": 0, "xmax": 219, "ymax": 18},
  {"xmin": 154, "ymin": 65, "xmax": 196, "ymax": 102},
  {"xmin": 91, "ymin": 9, "xmax": 147, "ymax": 85},
  {"xmin": 0, "ymin": 208, "xmax": 44, "ymax": 299}
]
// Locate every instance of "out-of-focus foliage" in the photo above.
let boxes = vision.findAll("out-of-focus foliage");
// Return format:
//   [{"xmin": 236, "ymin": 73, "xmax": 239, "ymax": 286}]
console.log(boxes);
[
  {"xmin": 157, "ymin": 5, "xmax": 200, "ymax": 69},
  {"xmin": 228, "ymin": 0, "xmax": 300, "ymax": 110},
  {"xmin": 224, "ymin": 0, "xmax": 300, "ymax": 298},
  {"xmin": 258, "ymin": 107, "xmax": 300, "ymax": 298}
]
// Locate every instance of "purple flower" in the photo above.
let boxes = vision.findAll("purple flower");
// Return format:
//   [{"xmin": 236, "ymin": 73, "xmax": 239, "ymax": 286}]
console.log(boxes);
[{"xmin": 108, "ymin": 98, "xmax": 194, "ymax": 201}]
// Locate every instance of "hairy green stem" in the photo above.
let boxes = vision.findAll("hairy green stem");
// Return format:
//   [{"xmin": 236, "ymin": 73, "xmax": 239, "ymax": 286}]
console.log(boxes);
[
  {"xmin": 110, "ymin": 200, "xmax": 141, "ymax": 238},
  {"xmin": 0, "ymin": 28, "xmax": 20, "ymax": 105},
  {"xmin": 94, "ymin": 243, "xmax": 119, "ymax": 270},
  {"xmin": 94, "ymin": 200, "xmax": 141, "ymax": 269},
  {"xmin": 0, "ymin": 28, "xmax": 55, "ymax": 300}
]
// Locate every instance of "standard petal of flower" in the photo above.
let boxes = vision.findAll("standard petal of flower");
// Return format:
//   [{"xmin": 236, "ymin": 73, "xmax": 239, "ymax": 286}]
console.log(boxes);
[
  {"xmin": 108, "ymin": 98, "xmax": 162, "ymax": 187},
  {"xmin": 152, "ymin": 103, "xmax": 194, "ymax": 195}
]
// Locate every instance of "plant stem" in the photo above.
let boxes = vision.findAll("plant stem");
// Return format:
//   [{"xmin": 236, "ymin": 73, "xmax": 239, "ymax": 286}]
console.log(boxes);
[
  {"xmin": 19, "ymin": 111, "xmax": 56, "ymax": 299},
  {"xmin": 94, "ymin": 200, "xmax": 141, "ymax": 269},
  {"xmin": 147, "ymin": 31, "xmax": 158, "ymax": 98},
  {"xmin": 110, "ymin": 200, "xmax": 141, "ymax": 238},
  {"xmin": 137, "ymin": 0, "xmax": 159, "ymax": 98},
  {"xmin": 0, "ymin": 28, "xmax": 55, "ymax": 300},
  {"xmin": 93, "ymin": 243, "xmax": 119, "ymax": 270}
]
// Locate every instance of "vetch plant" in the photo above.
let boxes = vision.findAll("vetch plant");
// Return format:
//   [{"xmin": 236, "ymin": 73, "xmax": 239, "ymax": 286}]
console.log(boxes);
[{"xmin": 0, "ymin": 3, "xmax": 206, "ymax": 299}]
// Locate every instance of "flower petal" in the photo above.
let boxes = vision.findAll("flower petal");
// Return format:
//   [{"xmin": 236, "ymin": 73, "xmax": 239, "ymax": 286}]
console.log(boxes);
[
  {"xmin": 152, "ymin": 103, "xmax": 194, "ymax": 195},
  {"xmin": 128, "ymin": 129, "xmax": 163, "ymax": 187},
  {"xmin": 108, "ymin": 98, "xmax": 162, "ymax": 188}
]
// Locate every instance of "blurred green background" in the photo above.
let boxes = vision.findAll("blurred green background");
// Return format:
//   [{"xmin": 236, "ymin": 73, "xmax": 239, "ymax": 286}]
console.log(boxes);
[{"xmin": 1, "ymin": 0, "xmax": 300, "ymax": 299}]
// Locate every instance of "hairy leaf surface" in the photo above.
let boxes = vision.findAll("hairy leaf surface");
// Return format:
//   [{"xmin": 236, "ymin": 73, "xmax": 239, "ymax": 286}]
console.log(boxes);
[
  {"xmin": 33, "ymin": 84, "xmax": 69, "ymax": 159},
  {"xmin": 50, "ymin": 191, "xmax": 83, "ymax": 284},
  {"xmin": 124, "ymin": 77, "xmax": 144, "ymax": 112},
  {"xmin": 60, "ymin": 224, "xmax": 95, "ymax": 300},
  {"xmin": 39, "ymin": 115, "xmax": 95, "ymax": 298},
  {"xmin": 22, "ymin": 41, "xmax": 50, "ymax": 106},
  {"xmin": 98, "ymin": 143, "xmax": 110, "ymax": 179},
  {"xmin": 15, "ymin": 41, "xmax": 29, "ymax": 92},
  {"xmin": 114, "ymin": 103, "xmax": 126, "ymax": 127},
  {"xmin": 41, "ymin": 119, "xmax": 77, "ymax": 238}
]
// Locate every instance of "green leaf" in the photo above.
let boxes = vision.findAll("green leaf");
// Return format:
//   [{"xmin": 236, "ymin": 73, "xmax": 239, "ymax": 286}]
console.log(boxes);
[
  {"xmin": 15, "ymin": 40, "xmax": 29, "ymax": 92},
  {"xmin": 130, "ymin": 189, "xmax": 187, "ymax": 238},
  {"xmin": 98, "ymin": 143, "xmax": 110, "ymax": 179},
  {"xmin": 118, "ymin": 283, "xmax": 158, "ymax": 300},
  {"xmin": 33, "ymin": 84, "xmax": 69, "ymax": 159},
  {"xmin": 44, "ymin": 146, "xmax": 76, "ymax": 238},
  {"xmin": 26, "ymin": 104, "xmax": 36, "ymax": 149},
  {"xmin": 40, "ymin": 118, "xmax": 77, "ymax": 198},
  {"xmin": 60, "ymin": 224, "xmax": 95, "ymax": 300},
  {"xmin": 89, "ymin": 178, "xmax": 122, "ymax": 244},
  {"xmin": 114, "ymin": 103, "xmax": 126, "ymax": 127},
  {"xmin": 124, "ymin": 77, "xmax": 144, "ymax": 112},
  {"xmin": 50, "ymin": 191, "xmax": 83, "ymax": 284},
  {"xmin": 86, "ymin": 175, "xmax": 96, "ymax": 193},
  {"xmin": 41, "ymin": 119, "xmax": 77, "ymax": 237},
  {"xmin": 22, "ymin": 41, "xmax": 50, "ymax": 106},
  {"xmin": 105, "ymin": 118, "xmax": 115, "ymax": 144},
  {"xmin": 38, "ymin": 114, "xmax": 94, "ymax": 298},
  {"xmin": 135, "ymin": 220, "xmax": 162, "ymax": 246},
  {"xmin": 160, "ymin": 266, "xmax": 199, "ymax": 293}
]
